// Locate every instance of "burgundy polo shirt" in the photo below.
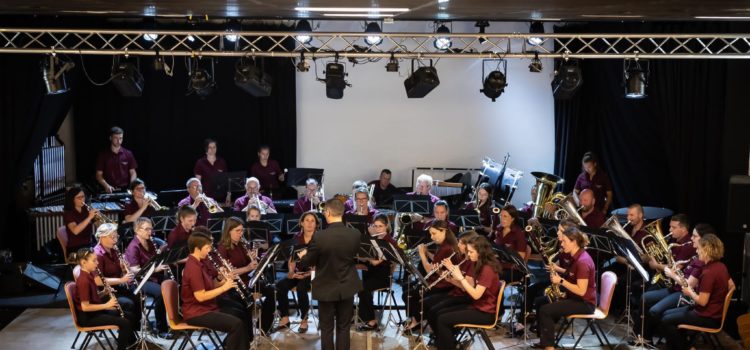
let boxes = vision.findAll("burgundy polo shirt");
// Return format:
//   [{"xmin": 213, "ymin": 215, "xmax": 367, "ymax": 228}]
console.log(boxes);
[
  {"xmin": 428, "ymin": 242, "xmax": 459, "ymax": 289},
  {"xmin": 94, "ymin": 243, "xmax": 122, "ymax": 279},
  {"xmin": 167, "ymin": 224, "xmax": 191, "ymax": 250},
  {"xmin": 293, "ymin": 197, "xmax": 314, "ymax": 215},
  {"xmin": 406, "ymin": 191, "xmax": 441, "ymax": 204},
  {"xmin": 631, "ymin": 227, "xmax": 649, "ymax": 248},
  {"xmin": 449, "ymin": 259, "xmax": 475, "ymax": 297},
  {"xmin": 672, "ymin": 257, "xmax": 704, "ymax": 292},
  {"xmin": 566, "ymin": 249, "xmax": 597, "ymax": 306},
  {"xmin": 466, "ymin": 202, "xmax": 498, "ymax": 228},
  {"xmin": 345, "ymin": 208, "xmax": 378, "ymax": 224},
  {"xmin": 494, "ymin": 224, "xmax": 527, "ymax": 270},
  {"xmin": 125, "ymin": 237, "xmax": 160, "ymax": 282},
  {"xmin": 669, "ymin": 235, "xmax": 697, "ymax": 263},
  {"xmin": 233, "ymin": 194, "xmax": 275, "ymax": 212},
  {"xmin": 249, "ymin": 160, "xmax": 282, "ymax": 191},
  {"xmin": 194, "ymin": 156, "xmax": 228, "ymax": 198},
  {"xmin": 472, "ymin": 264, "xmax": 501, "ymax": 314},
  {"xmin": 178, "ymin": 195, "xmax": 209, "ymax": 227},
  {"xmin": 96, "ymin": 147, "xmax": 137, "ymax": 189},
  {"xmin": 63, "ymin": 208, "xmax": 93, "ymax": 249},
  {"xmin": 182, "ymin": 255, "xmax": 220, "ymax": 320},
  {"xmin": 74, "ymin": 269, "xmax": 102, "ymax": 311},
  {"xmin": 557, "ymin": 252, "xmax": 574, "ymax": 269},
  {"xmin": 574, "ymin": 170, "xmax": 612, "ymax": 210},
  {"xmin": 582, "ymin": 209, "xmax": 606, "ymax": 228},
  {"xmin": 695, "ymin": 261, "xmax": 730, "ymax": 319},
  {"xmin": 123, "ymin": 200, "xmax": 156, "ymax": 219},
  {"xmin": 217, "ymin": 243, "xmax": 251, "ymax": 284}
]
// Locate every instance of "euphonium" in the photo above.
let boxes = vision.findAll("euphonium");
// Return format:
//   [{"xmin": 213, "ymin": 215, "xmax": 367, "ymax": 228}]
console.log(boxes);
[
  {"xmin": 640, "ymin": 219, "xmax": 673, "ymax": 287},
  {"xmin": 554, "ymin": 193, "xmax": 587, "ymax": 226},
  {"xmin": 525, "ymin": 218, "xmax": 565, "ymax": 302},
  {"xmin": 602, "ymin": 215, "xmax": 643, "ymax": 255},
  {"xmin": 529, "ymin": 171, "xmax": 566, "ymax": 218}
]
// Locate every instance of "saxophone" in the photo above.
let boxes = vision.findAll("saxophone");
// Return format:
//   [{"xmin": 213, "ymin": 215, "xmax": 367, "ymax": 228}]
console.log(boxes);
[{"xmin": 525, "ymin": 218, "xmax": 566, "ymax": 302}]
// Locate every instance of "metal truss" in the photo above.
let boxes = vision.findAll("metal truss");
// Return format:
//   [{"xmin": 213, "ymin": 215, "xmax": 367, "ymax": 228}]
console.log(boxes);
[{"xmin": 3, "ymin": 28, "xmax": 750, "ymax": 59}]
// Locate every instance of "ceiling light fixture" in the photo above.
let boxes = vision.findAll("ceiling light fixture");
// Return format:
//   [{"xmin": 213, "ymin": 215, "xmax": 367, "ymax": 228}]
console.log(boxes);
[
  {"xmin": 323, "ymin": 13, "xmax": 396, "ymax": 18},
  {"xmin": 528, "ymin": 21, "xmax": 544, "ymax": 46},
  {"xmin": 480, "ymin": 59, "xmax": 508, "ymax": 102},
  {"xmin": 41, "ymin": 55, "xmax": 74, "ymax": 95},
  {"xmin": 529, "ymin": 52, "xmax": 542, "ymax": 73},
  {"xmin": 385, "ymin": 53, "xmax": 399, "ymax": 72},
  {"xmin": 364, "ymin": 22, "xmax": 383, "ymax": 46},
  {"xmin": 295, "ymin": 20, "xmax": 313, "ymax": 45},
  {"xmin": 624, "ymin": 57, "xmax": 648, "ymax": 99},
  {"xmin": 552, "ymin": 58, "xmax": 582, "ymax": 100},
  {"xmin": 295, "ymin": 7, "xmax": 409, "ymax": 12},
  {"xmin": 475, "ymin": 20, "xmax": 489, "ymax": 44},
  {"xmin": 433, "ymin": 23, "xmax": 452, "ymax": 50}
]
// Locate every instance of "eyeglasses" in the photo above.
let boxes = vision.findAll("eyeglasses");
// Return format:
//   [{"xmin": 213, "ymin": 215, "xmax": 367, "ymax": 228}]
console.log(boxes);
[{"xmin": 138, "ymin": 226, "xmax": 154, "ymax": 232}]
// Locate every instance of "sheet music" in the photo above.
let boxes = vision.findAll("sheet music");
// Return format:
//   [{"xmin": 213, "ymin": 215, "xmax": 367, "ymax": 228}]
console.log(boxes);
[{"xmin": 369, "ymin": 239, "xmax": 385, "ymax": 260}]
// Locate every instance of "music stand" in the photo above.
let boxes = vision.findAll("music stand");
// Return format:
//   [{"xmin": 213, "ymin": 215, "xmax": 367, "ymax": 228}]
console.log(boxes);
[
  {"xmin": 385, "ymin": 240, "xmax": 429, "ymax": 288},
  {"xmin": 214, "ymin": 171, "xmax": 247, "ymax": 197},
  {"xmin": 285, "ymin": 168, "xmax": 324, "ymax": 187},
  {"xmin": 248, "ymin": 244, "xmax": 281, "ymax": 289},
  {"xmin": 343, "ymin": 214, "xmax": 368, "ymax": 235},
  {"xmin": 150, "ymin": 208, "xmax": 179, "ymax": 236},
  {"xmin": 392, "ymin": 194, "xmax": 431, "ymax": 215},
  {"xmin": 260, "ymin": 213, "xmax": 284, "ymax": 233},
  {"xmin": 246, "ymin": 221, "xmax": 273, "ymax": 243}
]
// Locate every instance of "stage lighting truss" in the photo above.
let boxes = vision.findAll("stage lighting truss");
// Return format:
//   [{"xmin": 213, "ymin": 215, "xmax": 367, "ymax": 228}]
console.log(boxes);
[{"xmin": 3, "ymin": 28, "xmax": 750, "ymax": 60}]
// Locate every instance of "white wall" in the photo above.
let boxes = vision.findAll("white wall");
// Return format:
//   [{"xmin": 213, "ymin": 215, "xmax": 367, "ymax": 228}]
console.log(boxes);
[{"xmin": 296, "ymin": 21, "xmax": 556, "ymax": 206}]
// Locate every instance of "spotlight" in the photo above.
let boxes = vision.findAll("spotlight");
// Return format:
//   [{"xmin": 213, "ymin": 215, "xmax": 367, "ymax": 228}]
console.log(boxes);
[
  {"xmin": 188, "ymin": 58, "xmax": 216, "ymax": 98},
  {"xmin": 225, "ymin": 19, "xmax": 240, "ymax": 42},
  {"xmin": 234, "ymin": 58, "xmax": 273, "ymax": 97},
  {"xmin": 323, "ymin": 60, "xmax": 348, "ymax": 99},
  {"xmin": 528, "ymin": 21, "xmax": 544, "ymax": 46},
  {"xmin": 143, "ymin": 33, "xmax": 158, "ymax": 41},
  {"xmin": 551, "ymin": 59, "xmax": 582, "ymax": 100},
  {"xmin": 295, "ymin": 20, "xmax": 313, "ymax": 44},
  {"xmin": 475, "ymin": 21, "xmax": 489, "ymax": 44},
  {"xmin": 41, "ymin": 55, "xmax": 74, "ymax": 95},
  {"xmin": 296, "ymin": 53, "xmax": 310, "ymax": 72},
  {"xmin": 404, "ymin": 59, "xmax": 440, "ymax": 98},
  {"xmin": 624, "ymin": 58, "xmax": 648, "ymax": 99},
  {"xmin": 111, "ymin": 59, "xmax": 144, "ymax": 97},
  {"xmin": 433, "ymin": 23, "xmax": 452, "ymax": 50},
  {"xmin": 364, "ymin": 22, "xmax": 383, "ymax": 46},
  {"xmin": 385, "ymin": 53, "xmax": 399, "ymax": 72},
  {"xmin": 480, "ymin": 59, "xmax": 508, "ymax": 102},
  {"xmin": 528, "ymin": 52, "xmax": 542, "ymax": 73}
]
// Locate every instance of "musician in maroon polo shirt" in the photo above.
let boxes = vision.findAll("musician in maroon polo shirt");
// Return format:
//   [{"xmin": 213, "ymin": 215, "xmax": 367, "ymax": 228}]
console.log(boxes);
[
  {"xmin": 465, "ymin": 183, "xmax": 498, "ymax": 235},
  {"xmin": 95, "ymin": 126, "xmax": 138, "ymax": 193},
  {"xmin": 345, "ymin": 186, "xmax": 377, "ymax": 223},
  {"xmin": 92, "ymin": 223, "xmax": 141, "ymax": 325},
  {"xmin": 573, "ymin": 151, "xmax": 613, "ymax": 213},
  {"xmin": 177, "ymin": 177, "xmax": 212, "ymax": 227},
  {"xmin": 293, "ymin": 178, "xmax": 324, "ymax": 215},
  {"xmin": 249, "ymin": 145, "xmax": 284, "ymax": 198},
  {"xmin": 122, "ymin": 179, "xmax": 156, "ymax": 224},
  {"xmin": 74, "ymin": 248, "xmax": 137, "ymax": 350},
  {"xmin": 167, "ymin": 205, "xmax": 197, "ymax": 249},
  {"xmin": 343, "ymin": 180, "xmax": 368, "ymax": 212},
  {"xmin": 63, "ymin": 187, "xmax": 97, "ymax": 253},
  {"xmin": 355, "ymin": 214, "xmax": 398, "ymax": 331},
  {"xmin": 194, "ymin": 138, "xmax": 230, "ymax": 204},
  {"xmin": 533, "ymin": 227, "xmax": 597, "ymax": 350},
  {"xmin": 492, "ymin": 205, "xmax": 527, "ymax": 284},
  {"xmin": 413, "ymin": 200, "xmax": 459, "ymax": 233},
  {"xmin": 233, "ymin": 177, "xmax": 277, "ymax": 214},
  {"xmin": 182, "ymin": 233, "xmax": 250, "ymax": 350},
  {"xmin": 579, "ymin": 189, "xmax": 606, "ymax": 227},
  {"xmin": 406, "ymin": 173, "xmax": 441, "ymax": 204}
]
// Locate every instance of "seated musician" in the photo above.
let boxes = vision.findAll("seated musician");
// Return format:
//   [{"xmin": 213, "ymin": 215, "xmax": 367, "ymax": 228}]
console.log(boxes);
[
  {"xmin": 95, "ymin": 126, "xmax": 137, "ymax": 194},
  {"xmin": 520, "ymin": 184, "xmax": 538, "ymax": 216},
  {"xmin": 633, "ymin": 218, "xmax": 706, "ymax": 344},
  {"xmin": 659, "ymin": 234, "xmax": 730, "ymax": 350},
  {"xmin": 293, "ymin": 178, "xmax": 323, "ymax": 215},
  {"xmin": 355, "ymin": 214, "xmax": 397, "ymax": 331},
  {"xmin": 607, "ymin": 203, "xmax": 649, "ymax": 313},
  {"xmin": 492, "ymin": 205, "xmax": 527, "ymax": 283},
  {"xmin": 402, "ymin": 220, "xmax": 459, "ymax": 333},
  {"xmin": 217, "ymin": 217, "xmax": 276, "ymax": 334},
  {"xmin": 369, "ymin": 169, "xmax": 399, "ymax": 208},
  {"xmin": 573, "ymin": 151, "xmax": 613, "ymax": 213},
  {"xmin": 182, "ymin": 232, "xmax": 250, "ymax": 350},
  {"xmin": 464, "ymin": 183, "xmax": 497, "ymax": 235},
  {"xmin": 434, "ymin": 236, "xmax": 502, "ymax": 350},
  {"xmin": 414, "ymin": 200, "xmax": 459, "ymax": 233},
  {"xmin": 532, "ymin": 226, "xmax": 597, "ymax": 350},
  {"xmin": 74, "ymin": 248, "xmax": 137, "ymax": 350},
  {"xmin": 344, "ymin": 180, "xmax": 368, "ymax": 212},
  {"xmin": 346, "ymin": 186, "xmax": 377, "ymax": 223},
  {"xmin": 123, "ymin": 217, "xmax": 170, "ymax": 337},
  {"xmin": 92, "ymin": 223, "xmax": 141, "ymax": 325},
  {"xmin": 407, "ymin": 174, "xmax": 441, "ymax": 204},
  {"xmin": 579, "ymin": 189, "xmax": 606, "ymax": 227},
  {"xmin": 177, "ymin": 177, "xmax": 211, "ymax": 227},
  {"xmin": 166, "ymin": 205, "xmax": 197, "ymax": 250},
  {"xmin": 63, "ymin": 186, "xmax": 97, "ymax": 253},
  {"xmin": 246, "ymin": 207, "xmax": 262, "ymax": 222},
  {"xmin": 234, "ymin": 177, "xmax": 277, "ymax": 214},
  {"xmin": 193, "ymin": 138, "xmax": 230, "ymax": 205},
  {"xmin": 122, "ymin": 179, "xmax": 156, "ymax": 224},
  {"xmin": 275, "ymin": 211, "xmax": 318, "ymax": 333}
]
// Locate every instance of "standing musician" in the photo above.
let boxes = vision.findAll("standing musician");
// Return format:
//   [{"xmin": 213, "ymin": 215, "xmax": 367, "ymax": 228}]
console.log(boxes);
[
  {"xmin": 401, "ymin": 220, "xmax": 460, "ymax": 333},
  {"xmin": 234, "ymin": 177, "xmax": 277, "ymax": 214},
  {"xmin": 492, "ymin": 205, "xmax": 528, "ymax": 283},
  {"xmin": 579, "ymin": 189, "xmax": 606, "ymax": 227},
  {"xmin": 92, "ymin": 223, "xmax": 141, "ymax": 325},
  {"xmin": 345, "ymin": 186, "xmax": 377, "ymax": 223},
  {"xmin": 74, "ymin": 248, "xmax": 138, "ymax": 350},
  {"xmin": 434, "ymin": 236, "xmax": 502, "ymax": 350},
  {"xmin": 297, "ymin": 199, "xmax": 362, "ymax": 350},
  {"xmin": 249, "ymin": 145, "xmax": 284, "ymax": 198},
  {"xmin": 182, "ymin": 232, "xmax": 250, "ymax": 350},
  {"xmin": 122, "ymin": 179, "xmax": 156, "ymax": 224},
  {"xmin": 178, "ymin": 177, "xmax": 211, "ymax": 227},
  {"xmin": 274, "ymin": 212, "xmax": 318, "ymax": 333},
  {"xmin": 95, "ymin": 126, "xmax": 138, "ymax": 194},
  {"xmin": 659, "ymin": 234, "xmax": 730, "ymax": 350},
  {"xmin": 355, "ymin": 214, "xmax": 397, "ymax": 332},
  {"xmin": 63, "ymin": 186, "xmax": 97, "ymax": 253},
  {"xmin": 293, "ymin": 178, "xmax": 324, "ymax": 215},
  {"xmin": 531, "ymin": 226, "xmax": 597, "ymax": 350},
  {"xmin": 194, "ymin": 138, "xmax": 230, "ymax": 204},
  {"xmin": 369, "ymin": 169, "xmax": 399, "ymax": 208},
  {"xmin": 407, "ymin": 174, "xmax": 441, "ymax": 204},
  {"xmin": 123, "ymin": 217, "xmax": 170, "ymax": 337},
  {"xmin": 573, "ymin": 151, "xmax": 613, "ymax": 213},
  {"xmin": 344, "ymin": 180, "xmax": 368, "ymax": 212},
  {"xmin": 464, "ymin": 183, "xmax": 498, "ymax": 235},
  {"xmin": 216, "ymin": 217, "xmax": 276, "ymax": 334},
  {"xmin": 166, "ymin": 205, "xmax": 197, "ymax": 250}
]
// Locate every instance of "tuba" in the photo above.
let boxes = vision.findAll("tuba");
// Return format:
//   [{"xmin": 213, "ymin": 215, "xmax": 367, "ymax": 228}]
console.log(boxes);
[
  {"xmin": 640, "ymin": 219, "xmax": 673, "ymax": 287},
  {"xmin": 602, "ymin": 215, "xmax": 643, "ymax": 255},
  {"xmin": 554, "ymin": 193, "xmax": 587, "ymax": 226},
  {"xmin": 530, "ymin": 172, "xmax": 566, "ymax": 218}
]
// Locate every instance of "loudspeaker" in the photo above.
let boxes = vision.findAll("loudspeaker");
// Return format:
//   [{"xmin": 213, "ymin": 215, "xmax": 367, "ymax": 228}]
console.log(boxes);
[
  {"xmin": 23, "ymin": 263, "xmax": 61, "ymax": 291},
  {"xmin": 0, "ymin": 263, "xmax": 24, "ymax": 296},
  {"xmin": 404, "ymin": 66, "xmax": 440, "ymax": 98},
  {"xmin": 552, "ymin": 60, "xmax": 582, "ymax": 100},
  {"xmin": 728, "ymin": 175, "xmax": 750, "ymax": 233}
]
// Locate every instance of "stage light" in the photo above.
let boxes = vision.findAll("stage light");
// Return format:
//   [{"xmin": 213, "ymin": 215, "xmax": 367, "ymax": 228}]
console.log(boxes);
[
  {"xmin": 41, "ymin": 55, "xmax": 74, "ymax": 95},
  {"xmin": 404, "ymin": 59, "xmax": 439, "ymax": 98},
  {"xmin": 364, "ymin": 22, "xmax": 383, "ymax": 46},
  {"xmin": 433, "ymin": 23, "xmax": 452, "ymax": 50},
  {"xmin": 188, "ymin": 58, "xmax": 216, "ymax": 98},
  {"xmin": 528, "ymin": 21, "xmax": 544, "ymax": 46},
  {"xmin": 295, "ymin": 20, "xmax": 313, "ymax": 44},
  {"xmin": 385, "ymin": 53, "xmax": 399, "ymax": 72},
  {"xmin": 225, "ymin": 19, "xmax": 240, "ymax": 42},
  {"xmin": 528, "ymin": 52, "xmax": 542, "ymax": 73},
  {"xmin": 111, "ymin": 60, "xmax": 144, "ymax": 97},
  {"xmin": 234, "ymin": 58, "xmax": 272, "ymax": 97},
  {"xmin": 143, "ymin": 33, "xmax": 158, "ymax": 41},
  {"xmin": 480, "ymin": 59, "xmax": 508, "ymax": 102},
  {"xmin": 296, "ymin": 52, "xmax": 310, "ymax": 72},
  {"xmin": 323, "ymin": 60, "xmax": 348, "ymax": 99},
  {"xmin": 624, "ymin": 58, "xmax": 648, "ymax": 99},
  {"xmin": 475, "ymin": 21, "xmax": 489, "ymax": 44},
  {"xmin": 551, "ymin": 59, "xmax": 582, "ymax": 100}
]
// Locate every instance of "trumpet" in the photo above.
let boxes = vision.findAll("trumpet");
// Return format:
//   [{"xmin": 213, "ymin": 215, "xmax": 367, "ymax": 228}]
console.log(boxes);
[
  {"xmin": 127, "ymin": 190, "xmax": 165, "ymax": 211},
  {"xmin": 95, "ymin": 266, "xmax": 124, "ymax": 318},
  {"xmin": 428, "ymin": 257, "xmax": 467, "ymax": 289},
  {"xmin": 82, "ymin": 202, "xmax": 114, "ymax": 228},
  {"xmin": 314, "ymin": 184, "xmax": 326, "ymax": 212},
  {"xmin": 198, "ymin": 192, "xmax": 224, "ymax": 213}
]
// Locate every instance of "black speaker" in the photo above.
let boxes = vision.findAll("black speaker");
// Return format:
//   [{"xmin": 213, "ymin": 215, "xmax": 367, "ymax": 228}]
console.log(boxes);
[
  {"xmin": 552, "ymin": 60, "xmax": 582, "ymax": 100},
  {"xmin": 728, "ymin": 175, "xmax": 750, "ymax": 233},
  {"xmin": 23, "ymin": 263, "xmax": 61, "ymax": 291},
  {"xmin": 404, "ymin": 60, "xmax": 439, "ymax": 98}
]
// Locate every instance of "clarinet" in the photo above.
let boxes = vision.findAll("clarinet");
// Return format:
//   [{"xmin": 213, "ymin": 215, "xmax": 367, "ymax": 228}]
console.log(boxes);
[
  {"xmin": 148, "ymin": 238, "xmax": 176, "ymax": 281},
  {"xmin": 95, "ymin": 266, "xmax": 125, "ymax": 317},
  {"xmin": 206, "ymin": 250, "xmax": 253, "ymax": 308},
  {"xmin": 112, "ymin": 245, "xmax": 136, "ymax": 288}
]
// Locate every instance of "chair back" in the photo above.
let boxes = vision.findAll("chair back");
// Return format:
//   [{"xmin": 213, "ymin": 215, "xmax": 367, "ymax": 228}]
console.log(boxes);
[
  {"xmin": 598, "ymin": 271, "xmax": 618, "ymax": 316},
  {"xmin": 737, "ymin": 312, "xmax": 750, "ymax": 349},
  {"xmin": 716, "ymin": 286, "xmax": 736, "ymax": 331},
  {"xmin": 56, "ymin": 226, "xmax": 69, "ymax": 261},
  {"xmin": 63, "ymin": 282, "xmax": 81, "ymax": 328},
  {"xmin": 161, "ymin": 279, "xmax": 182, "ymax": 327},
  {"xmin": 491, "ymin": 280, "xmax": 507, "ymax": 327},
  {"xmin": 72, "ymin": 265, "xmax": 81, "ymax": 280}
]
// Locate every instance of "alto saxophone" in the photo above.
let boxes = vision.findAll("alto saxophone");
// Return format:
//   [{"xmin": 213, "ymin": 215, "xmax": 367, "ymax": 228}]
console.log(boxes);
[{"xmin": 543, "ymin": 252, "xmax": 567, "ymax": 302}]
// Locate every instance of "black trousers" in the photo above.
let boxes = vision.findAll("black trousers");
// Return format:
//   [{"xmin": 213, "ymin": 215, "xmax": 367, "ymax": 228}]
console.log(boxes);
[
  {"xmin": 113, "ymin": 285, "xmax": 142, "ymax": 325},
  {"xmin": 356, "ymin": 272, "xmax": 390, "ymax": 322},
  {"xmin": 537, "ymin": 299, "xmax": 595, "ymax": 347},
  {"xmin": 186, "ymin": 307, "xmax": 250, "ymax": 350},
  {"xmin": 402, "ymin": 284, "xmax": 452, "ymax": 321},
  {"xmin": 141, "ymin": 280, "xmax": 167, "ymax": 332},
  {"xmin": 276, "ymin": 276, "xmax": 311, "ymax": 319},
  {"xmin": 659, "ymin": 306, "xmax": 720, "ymax": 350},
  {"xmin": 426, "ymin": 294, "xmax": 472, "ymax": 334},
  {"xmin": 77, "ymin": 310, "xmax": 137, "ymax": 350},
  {"xmin": 250, "ymin": 281, "xmax": 277, "ymax": 333},
  {"xmin": 318, "ymin": 297, "xmax": 355, "ymax": 350},
  {"xmin": 435, "ymin": 305, "xmax": 495, "ymax": 350}
]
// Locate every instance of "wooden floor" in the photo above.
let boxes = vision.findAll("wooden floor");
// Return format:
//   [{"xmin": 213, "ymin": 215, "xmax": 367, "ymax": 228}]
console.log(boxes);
[{"xmin": 0, "ymin": 307, "xmax": 742, "ymax": 350}]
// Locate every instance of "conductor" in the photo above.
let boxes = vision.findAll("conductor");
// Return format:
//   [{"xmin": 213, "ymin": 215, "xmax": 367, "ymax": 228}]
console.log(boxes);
[{"xmin": 298, "ymin": 198, "xmax": 362, "ymax": 350}]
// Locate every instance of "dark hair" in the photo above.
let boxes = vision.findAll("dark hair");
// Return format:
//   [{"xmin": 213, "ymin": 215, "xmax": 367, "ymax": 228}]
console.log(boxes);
[
  {"xmin": 372, "ymin": 213, "xmax": 391, "ymax": 234},
  {"xmin": 467, "ymin": 236, "xmax": 501, "ymax": 276},
  {"xmin": 670, "ymin": 213, "xmax": 691, "ymax": 230},
  {"xmin": 257, "ymin": 144, "xmax": 270, "ymax": 152},
  {"xmin": 188, "ymin": 232, "xmax": 212, "ymax": 253},
  {"xmin": 628, "ymin": 203, "xmax": 644, "ymax": 215},
  {"xmin": 204, "ymin": 138, "xmax": 217, "ymax": 151},
  {"xmin": 434, "ymin": 200, "xmax": 450, "ymax": 213},
  {"xmin": 218, "ymin": 217, "xmax": 245, "ymax": 250},
  {"xmin": 558, "ymin": 218, "xmax": 579, "ymax": 231},
  {"xmin": 192, "ymin": 225, "xmax": 212, "ymax": 238},
  {"xmin": 582, "ymin": 151, "xmax": 598, "ymax": 164},
  {"xmin": 430, "ymin": 220, "xmax": 459, "ymax": 254},
  {"xmin": 110, "ymin": 126, "xmax": 124, "ymax": 136},
  {"xmin": 64, "ymin": 186, "xmax": 85, "ymax": 211},
  {"xmin": 176, "ymin": 205, "xmax": 198, "ymax": 223},
  {"xmin": 380, "ymin": 169, "xmax": 392, "ymax": 175},
  {"xmin": 477, "ymin": 183, "xmax": 493, "ymax": 209},
  {"xmin": 693, "ymin": 223, "xmax": 716, "ymax": 237},
  {"xmin": 562, "ymin": 226, "xmax": 590, "ymax": 248},
  {"xmin": 129, "ymin": 178, "xmax": 145, "ymax": 192},
  {"xmin": 323, "ymin": 198, "xmax": 345, "ymax": 217},
  {"xmin": 299, "ymin": 211, "xmax": 320, "ymax": 233},
  {"xmin": 76, "ymin": 248, "xmax": 95, "ymax": 264},
  {"xmin": 501, "ymin": 204, "xmax": 520, "ymax": 227}
]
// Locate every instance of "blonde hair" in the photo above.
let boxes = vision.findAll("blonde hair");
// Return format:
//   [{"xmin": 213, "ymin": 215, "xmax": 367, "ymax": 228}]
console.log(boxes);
[{"xmin": 699, "ymin": 234, "xmax": 724, "ymax": 262}]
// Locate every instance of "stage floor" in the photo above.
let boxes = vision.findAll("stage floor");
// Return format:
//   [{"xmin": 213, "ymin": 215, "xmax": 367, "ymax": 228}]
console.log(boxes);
[{"xmin": 0, "ymin": 308, "xmax": 742, "ymax": 349}]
